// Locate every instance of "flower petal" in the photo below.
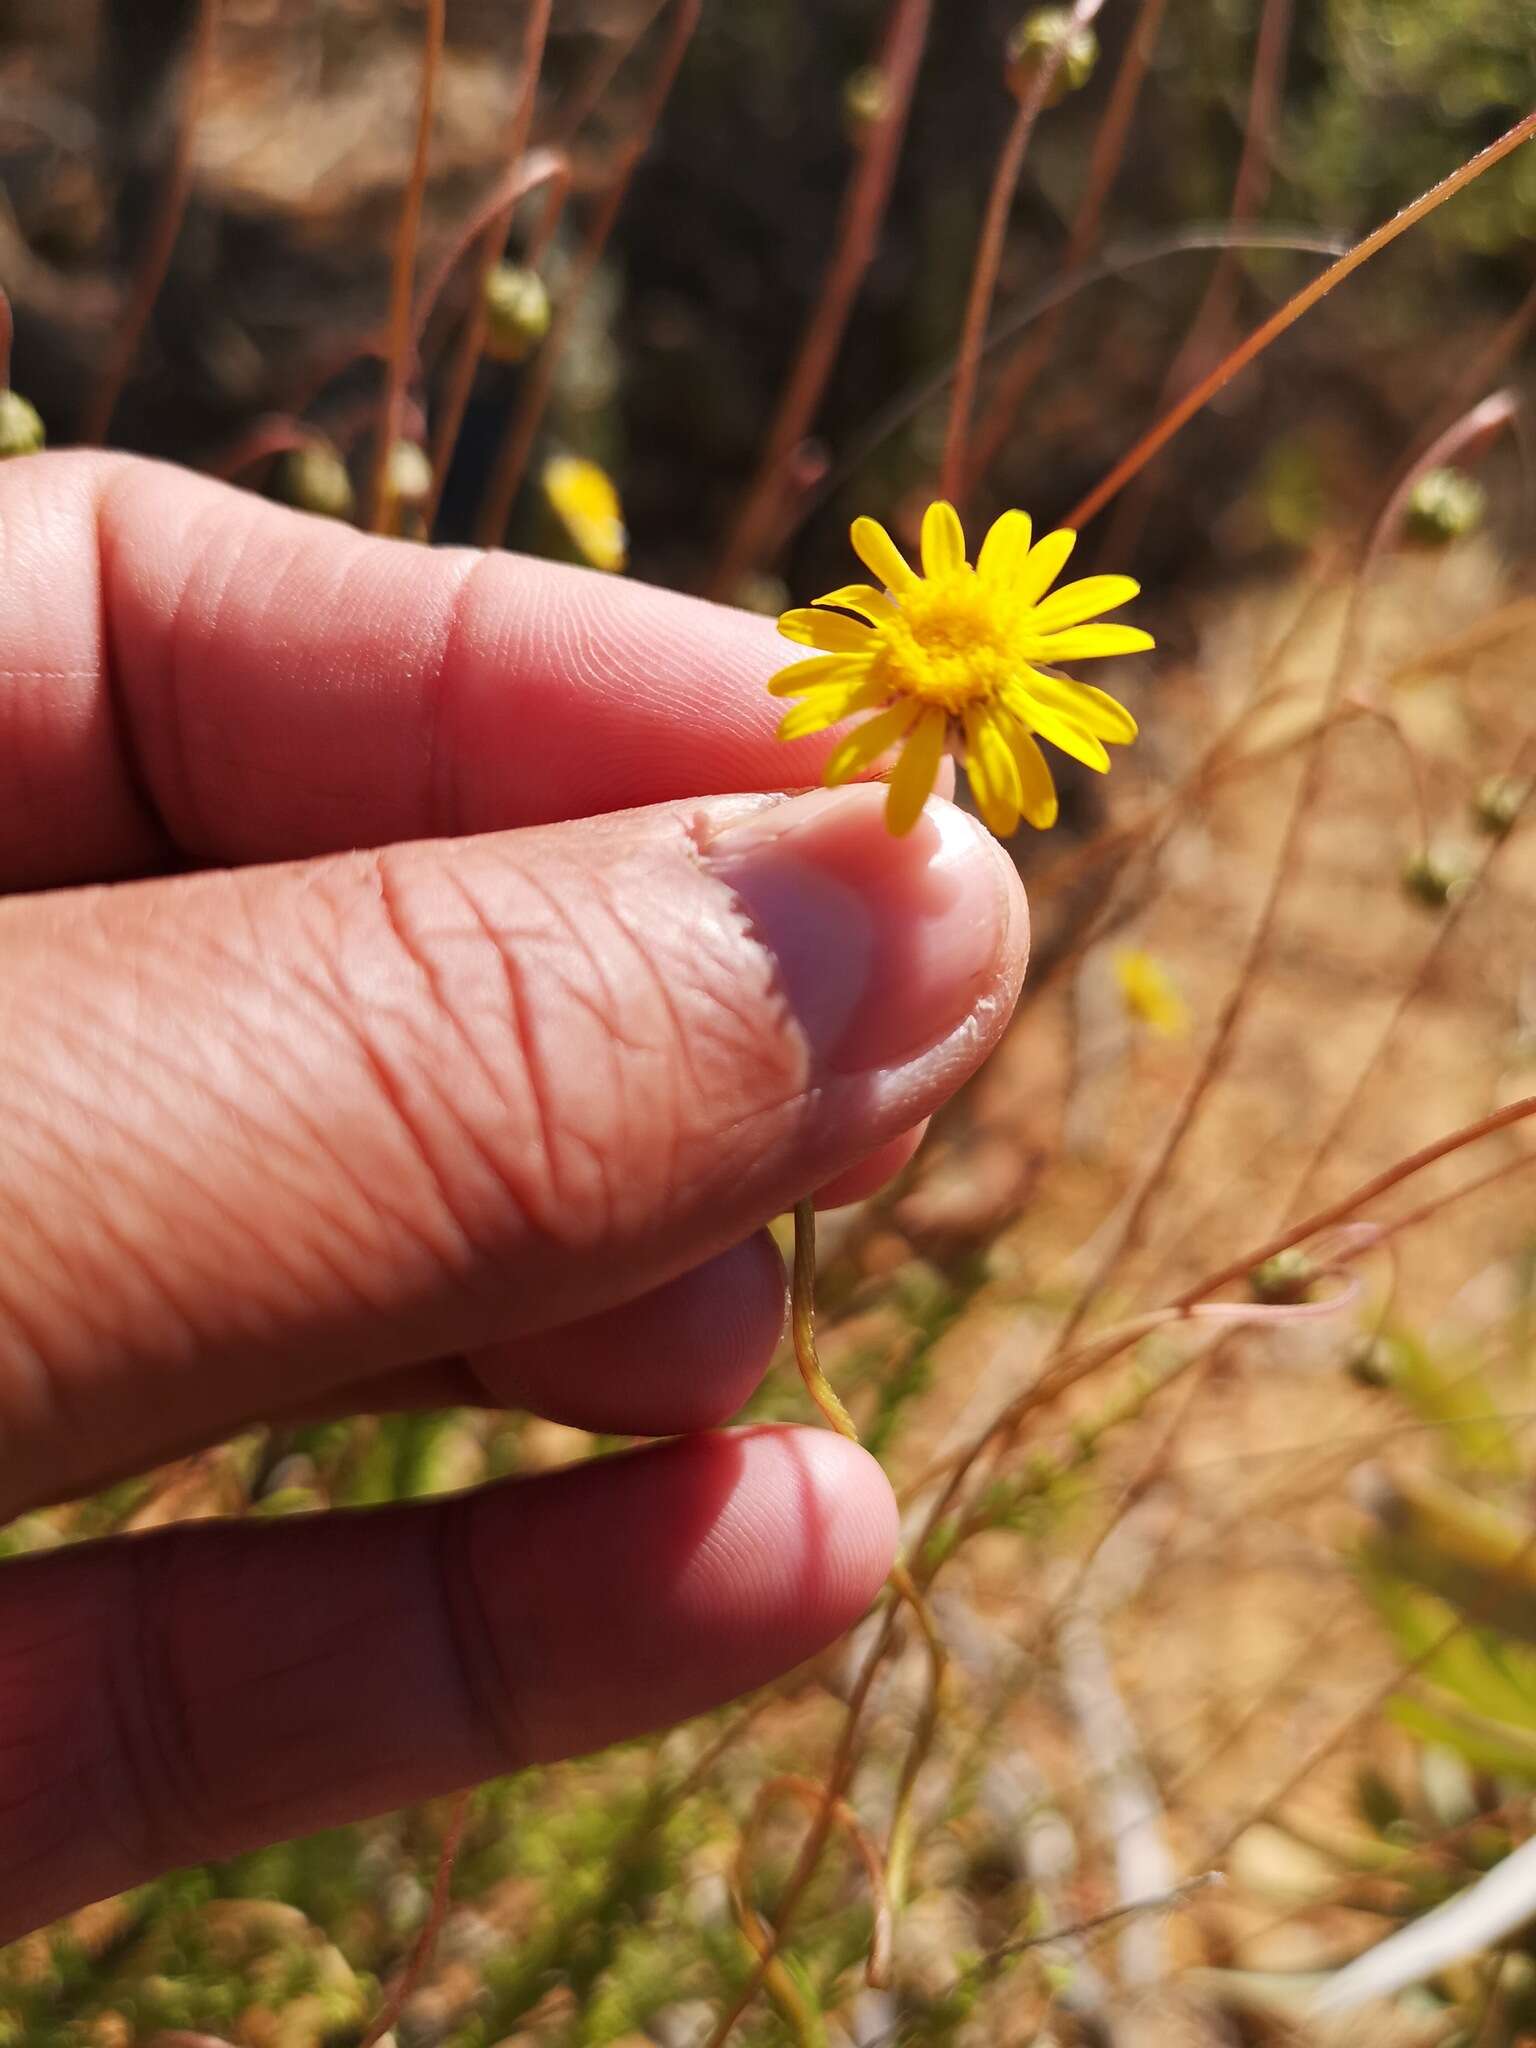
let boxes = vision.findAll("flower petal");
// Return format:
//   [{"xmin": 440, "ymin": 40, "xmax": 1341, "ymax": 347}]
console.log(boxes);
[
  {"xmin": 1016, "ymin": 528, "xmax": 1077, "ymax": 607},
  {"xmin": 1033, "ymin": 623, "xmax": 1155, "ymax": 661},
  {"xmin": 812, "ymin": 583, "xmax": 902, "ymax": 626},
  {"xmin": 1004, "ymin": 682, "xmax": 1111, "ymax": 772},
  {"xmin": 920, "ymin": 500, "xmax": 967, "ymax": 579},
  {"xmin": 1029, "ymin": 573, "xmax": 1141, "ymax": 633},
  {"xmin": 777, "ymin": 607, "xmax": 876, "ymax": 653},
  {"xmin": 962, "ymin": 706, "xmax": 1022, "ymax": 837},
  {"xmin": 886, "ymin": 708, "xmax": 947, "ymax": 836},
  {"xmin": 1018, "ymin": 670, "xmax": 1138, "ymax": 744},
  {"xmin": 851, "ymin": 516, "xmax": 918, "ymax": 594},
  {"xmin": 1000, "ymin": 719, "xmax": 1061, "ymax": 829},
  {"xmin": 767, "ymin": 653, "xmax": 875, "ymax": 699},
  {"xmin": 824, "ymin": 700, "xmax": 920, "ymax": 786},
  {"xmin": 776, "ymin": 676, "xmax": 889, "ymax": 740},
  {"xmin": 977, "ymin": 508, "xmax": 1033, "ymax": 585}
]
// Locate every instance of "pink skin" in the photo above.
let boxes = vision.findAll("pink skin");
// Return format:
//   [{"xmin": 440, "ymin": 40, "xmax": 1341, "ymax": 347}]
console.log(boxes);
[{"xmin": 0, "ymin": 454, "xmax": 1028, "ymax": 1937}]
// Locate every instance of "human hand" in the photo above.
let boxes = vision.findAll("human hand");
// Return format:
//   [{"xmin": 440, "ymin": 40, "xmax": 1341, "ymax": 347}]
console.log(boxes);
[{"xmin": 0, "ymin": 453, "xmax": 1027, "ymax": 1937}]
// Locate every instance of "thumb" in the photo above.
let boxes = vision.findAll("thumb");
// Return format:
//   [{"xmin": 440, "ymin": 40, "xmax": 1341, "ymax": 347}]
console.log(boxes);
[{"xmin": 0, "ymin": 783, "xmax": 1025, "ymax": 1509}]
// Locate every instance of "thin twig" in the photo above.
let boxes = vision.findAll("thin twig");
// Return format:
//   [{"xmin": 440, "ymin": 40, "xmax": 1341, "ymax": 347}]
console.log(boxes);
[
  {"xmin": 1053, "ymin": 390, "xmax": 1522, "ymax": 1353},
  {"xmin": 81, "ymin": 0, "xmax": 218, "ymax": 446},
  {"xmin": 1099, "ymin": 0, "xmax": 1293, "ymax": 562},
  {"xmin": 474, "ymin": 0, "xmax": 701, "ymax": 550},
  {"xmin": 1066, "ymin": 109, "xmax": 1536, "ymax": 529},
  {"xmin": 800, "ymin": 226, "xmax": 1347, "ymax": 535},
  {"xmin": 357, "ymin": 1788, "xmax": 472, "ymax": 2048},
  {"xmin": 939, "ymin": 0, "xmax": 1108, "ymax": 511},
  {"xmin": 706, "ymin": 0, "xmax": 933, "ymax": 598},
  {"xmin": 365, "ymin": 0, "xmax": 445, "ymax": 531},
  {"xmin": 965, "ymin": 0, "xmax": 1170, "ymax": 490},
  {"xmin": 424, "ymin": 0, "xmax": 554, "ymax": 530}
]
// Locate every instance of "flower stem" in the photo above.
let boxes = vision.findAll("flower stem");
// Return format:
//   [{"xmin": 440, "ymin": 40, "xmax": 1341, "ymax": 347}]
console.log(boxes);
[
  {"xmin": 939, "ymin": 0, "xmax": 1107, "ymax": 511},
  {"xmin": 82, "ymin": 0, "xmax": 218, "ymax": 446},
  {"xmin": 365, "ymin": 0, "xmax": 445, "ymax": 532},
  {"xmin": 790, "ymin": 1200, "xmax": 859, "ymax": 1441},
  {"xmin": 1065, "ymin": 107, "xmax": 1536, "ymax": 530},
  {"xmin": 706, "ymin": 0, "xmax": 932, "ymax": 599}
]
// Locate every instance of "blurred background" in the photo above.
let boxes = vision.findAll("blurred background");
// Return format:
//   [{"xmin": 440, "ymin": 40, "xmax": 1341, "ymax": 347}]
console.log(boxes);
[{"xmin": 2, "ymin": 2, "xmax": 1536, "ymax": 2043}]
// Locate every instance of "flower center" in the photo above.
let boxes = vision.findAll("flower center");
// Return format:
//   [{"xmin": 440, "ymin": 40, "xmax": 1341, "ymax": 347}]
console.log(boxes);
[{"xmin": 869, "ymin": 571, "xmax": 1029, "ymax": 715}]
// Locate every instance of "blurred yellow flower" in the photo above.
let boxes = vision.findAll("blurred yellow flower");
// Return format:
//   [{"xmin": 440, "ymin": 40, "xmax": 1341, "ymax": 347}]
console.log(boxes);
[
  {"xmin": 543, "ymin": 454, "xmax": 628, "ymax": 573},
  {"xmin": 1113, "ymin": 948, "xmax": 1189, "ymax": 1039},
  {"xmin": 768, "ymin": 502, "xmax": 1149, "ymax": 836}
]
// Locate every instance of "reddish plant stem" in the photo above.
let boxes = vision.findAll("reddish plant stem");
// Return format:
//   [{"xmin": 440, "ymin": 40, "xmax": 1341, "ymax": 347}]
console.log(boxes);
[
  {"xmin": 1284, "ymin": 715, "xmax": 1535, "ymax": 1217},
  {"xmin": 699, "ymin": 1599, "xmax": 903, "ymax": 2048},
  {"xmin": 209, "ymin": 414, "xmax": 315, "ymax": 483},
  {"xmin": 965, "ymin": 0, "xmax": 1169, "ymax": 491},
  {"xmin": 1055, "ymin": 392, "xmax": 1519, "ymax": 1354},
  {"xmin": 732, "ymin": 1776, "xmax": 894, "ymax": 1992},
  {"xmin": 474, "ymin": 0, "xmax": 700, "ymax": 551},
  {"xmin": 413, "ymin": 149, "xmax": 568, "ymax": 358},
  {"xmin": 357, "ymin": 1789, "xmax": 471, "ymax": 2048},
  {"xmin": 424, "ymin": 0, "xmax": 554, "ymax": 530},
  {"xmin": 1180, "ymin": 1094, "xmax": 1536, "ymax": 1317},
  {"xmin": 1065, "ymin": 109, "xmax": 1536, "ymax": 529},
  {"xmin": 365, "ymin": 0, "xmax": 446, "ymax": 531},
  {"xmin": 1099, "ymin": 0, "xmax": 1293, "ymax": 563},
  {"xmin": 704, "ymin": 0, "xmax": 933, "ymax": 600},
  {"xmin": 939, "ymin": 0, "xmax": 1107, "ymax": 512},
  {"xmin": 81, "ymin": 0, "xmax": 218, "ymax": 447}
]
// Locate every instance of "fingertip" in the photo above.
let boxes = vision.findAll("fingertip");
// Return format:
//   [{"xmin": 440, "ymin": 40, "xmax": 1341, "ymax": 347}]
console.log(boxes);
[
  {"xmin": 471, "ymin": 1425, "xmax": 899, "ymax": 1760},
  {"xmin": 814, "ymin": 1119, "xmax": 929, "ymax": 1209},
  {"xmin": 471, "ymin": 1231, "xmax": 787, "ymax": 1434},
  {"xmin": 741, "ymin": 1424, "xmax": 900, "ymax": 1621}
]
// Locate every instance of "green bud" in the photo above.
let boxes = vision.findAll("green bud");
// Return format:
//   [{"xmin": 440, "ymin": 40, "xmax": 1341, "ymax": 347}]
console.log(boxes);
[
  {"xmin": 0, "ymin": 388, "xmax": 45, "ymax": 459},
  {"xmin": 1248, "ymin": 1248, "xmax": 1315, "ymax": 1306},
  {"xmin": 1401, "ymin": 845, "xmax": 1471, "ymax": 910},
  {"xmin": 385, "ymin": 438, "xmax": 434, "ymax": 513},
  {"xmin": 1355, "ymin": 1765, "xmax": 1405, "ymax": 1834},
  {"xmin": 483, "ymin": 262, "xmax": 552, "ymax": 365},
  {"xmin": 1006, "ymin": 8, "xmax": 1098, "ymax": 106},
  {"xmin": 842, "ymin": 64, "xmax": 892, "ymax": 144},
  {"xmin": 1345, "ymin": 1337, "xmax": 1400, "ymax": 1389},
  {"xmin": 1472, "ymin": 774, "xmax": 1529, "ymax": 839},
  {"xmin": 1404, "ymin": 466, "xmax": 1485, "ymax": 547},
  {"xmin": 278, "ymin": 439, "xmax": 355, "ymax": 522}
]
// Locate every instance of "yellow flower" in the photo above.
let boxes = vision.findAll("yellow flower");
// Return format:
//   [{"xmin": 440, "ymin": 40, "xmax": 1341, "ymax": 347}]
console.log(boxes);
[
  {"xmin": 768, "ymin": 501, "xmax": 1151, "ymax": 836},
  {"xmin": 543, "ymin": 454, "xmax": 628, "ymax": 573},
  {"xmin": 1113, "ymin": 948, "xmax": 1189, "ymax": 1039}
]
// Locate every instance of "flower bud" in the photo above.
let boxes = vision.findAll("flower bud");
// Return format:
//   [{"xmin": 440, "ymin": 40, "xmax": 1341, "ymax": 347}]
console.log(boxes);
[
  {"xmin": 1345, "ymin": 1337, "xmax": 1400, "ymax": 1390},
  {"xmin": 1403, "ymin": 466, "xmax": 1485, "ymax": 547},
  {"xmin": 385, "ymin": 438, "xmax": 434, "ymax": 513},
  {"xmin": 1401, "ymin": 845, "xmax": 1471, "ymax": 910},
  {"xmin": 277, "ymin": 438, "xmax": 355, "ymax": 522},
  {"xmin": 1472, "ymin": 774, "xmax": 1529, "ymax": 839},
  {"xmin": 483, "ymin": 262, "xmax": 551, "ymax": 364},
  {"xmin": 542, "ymin": 453, "xmax": 627, "ymax": 574},
  {"xmin": 1248, "ymin": 1248, "xmax": 1315, "ymax": 1306},
  {"xmin": 1006, "ymin": 8, "xmax": 1098, "ymax": 107},
  {"xmin": 0, "ymin": 388, "xmax": 45, "ymax": 459},
  {"xmin": 842, "ymin": 65, "xmax": 892, "ymax": 145}
]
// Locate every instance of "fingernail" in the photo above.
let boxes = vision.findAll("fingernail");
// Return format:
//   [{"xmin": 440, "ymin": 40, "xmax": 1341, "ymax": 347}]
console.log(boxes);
[{"xmin": 700, "ymin": 784, "xmax": 1015, "ymax": 1073}]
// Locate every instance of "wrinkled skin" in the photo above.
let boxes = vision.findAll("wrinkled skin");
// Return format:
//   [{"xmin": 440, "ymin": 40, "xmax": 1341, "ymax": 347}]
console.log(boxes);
[{"xmin": 0, "ymin": 454, "xmax": 1027, "ymax": 1938}]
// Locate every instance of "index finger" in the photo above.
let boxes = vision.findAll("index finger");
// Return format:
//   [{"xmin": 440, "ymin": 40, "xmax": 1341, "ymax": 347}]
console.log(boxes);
[{"xmin": 0, "ymin": 451, "xmax": 819, "ymax": 889}]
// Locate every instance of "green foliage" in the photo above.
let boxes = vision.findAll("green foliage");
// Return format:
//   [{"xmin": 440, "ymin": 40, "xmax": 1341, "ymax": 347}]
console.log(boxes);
[{"xmin": 1290, "ymin": 0, "xmax": 1536, "ymax": 250}]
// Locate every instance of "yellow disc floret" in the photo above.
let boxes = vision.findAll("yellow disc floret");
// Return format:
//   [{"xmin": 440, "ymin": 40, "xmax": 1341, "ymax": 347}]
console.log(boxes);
[{"xmin": 767, "ymin": 500, "xmax": 1152, "ymax": 837}]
